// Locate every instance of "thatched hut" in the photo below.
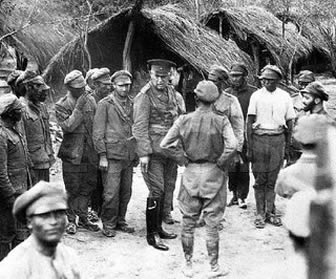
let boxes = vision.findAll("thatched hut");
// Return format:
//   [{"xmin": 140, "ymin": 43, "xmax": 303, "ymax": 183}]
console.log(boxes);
[
  {"xmin": 43, "ymin": 4, "xmax": 253, "ymax": 109},
  {"xmin": 202, "ymin": 6, "xmax": 313, "ymax": 79}
]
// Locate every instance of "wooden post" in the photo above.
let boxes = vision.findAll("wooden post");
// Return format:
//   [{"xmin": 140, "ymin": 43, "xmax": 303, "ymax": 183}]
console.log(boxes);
[
  {"xmin": 219, "ymin": 16, "xmax": 223, "ymax": 37},
  {"xmin": 123, "ymin": 21, "xmax": 135, "ymax": 72},
  {"xmin": 309, "ymin": 125, "xmax": 336, "ymax": 279},
  {"xmin": 251, "ymin": 41, "xmax": 260, "ymax": 77}
]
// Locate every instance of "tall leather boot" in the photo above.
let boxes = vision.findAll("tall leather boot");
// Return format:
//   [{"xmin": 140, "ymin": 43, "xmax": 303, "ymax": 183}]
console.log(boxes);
[
  {"xmin": 157, "ymin": 197, "xmax": 177, "ymax": 240},
  {"xmin": 0, "ymin": 242, "xmax": 11, "ymax": 261},
  {"xmin": 206, "ymin": 240, "xmax": 229, "ymax": 278},
  {"xmin": 146, "ymin": 198, "xmax": 168, "ymax": 251},
  {"xmin": 182, "ymin": 234, "xmax": 194, "ymax": 278}
]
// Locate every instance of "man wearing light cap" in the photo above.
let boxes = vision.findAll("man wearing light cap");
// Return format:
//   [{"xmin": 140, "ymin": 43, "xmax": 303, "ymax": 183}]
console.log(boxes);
[
  {"xmin": 161, "ymin": 80, "xmax": 237, "ymax": 278},
  {"xmin": 133, "ymin": 59, "xmax": 184, "ymax": 251},
  {"xmin": 296, "ymin": 70, "xmax": 315, "ymax": 91},
  {"xmin": 55, "ymin": 69, "xmax": 99, "ymax": 234},
  {"xmin": 93, "ymin": 70, "xmax": 137, "ymax": 237},
  {"xmin": 247, "ymin": 65, "xmax": 295, "ymax": 229},
  {"xmin": 225, "ymin": 63, "xmax": 257, "ymax": 209},
  {"xmin": 0, "ymin": 181, "xmax": 82, "ymax": 278},
  {"xmin": 88, "ymin": 67, "xmax": 112, "ymax": 222},
  {"xmin": 0, "ymin": 93, "xmax": 30, "ymax": 260},
  {"xmin": 19, "ymin": 70, "xmax": 55, "ymax": 185}
]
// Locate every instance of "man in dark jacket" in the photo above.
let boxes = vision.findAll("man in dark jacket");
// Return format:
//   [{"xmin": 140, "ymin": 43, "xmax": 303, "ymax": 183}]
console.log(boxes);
[
  {"xmin": 0, "ymin": 93, "xmax": 30, "ymax": 260},
  {"xmin": 21, "ymin": 71, "xmax": 55, "ymax": 184},
  {"xmin": 55, "ymin": 70, "xmax": 99, "ymax": 235},
  {"xmin": 225, "ymin": 64, "xmax": 257, "ymax": 209},
  {"xmin": 132, "ymin": 59, "xmax": 182, "ymax": 251},
  {"xmin": 93, "ymin": 70, "xmax": 136, "ymax": 237}
]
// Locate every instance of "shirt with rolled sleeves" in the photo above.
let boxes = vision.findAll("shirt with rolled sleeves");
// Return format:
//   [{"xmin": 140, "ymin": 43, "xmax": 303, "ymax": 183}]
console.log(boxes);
[
  {"xmin": 160, "ymin": 107, "xmax": 237, "ymax": 166},
  {"xmin": 93, "ymin": 91, "xmax": 136, "ymax": 161},
  {"xmin": 132, "ymin": 82, "xmax": 184, "ymax": 158},
  {"xmin": 55, "ymin": 92, "xmax": 97, "ymax": 165},
  {"xmin": 212, "ymin": 91, "xmax": 244, "ymax": 152}
]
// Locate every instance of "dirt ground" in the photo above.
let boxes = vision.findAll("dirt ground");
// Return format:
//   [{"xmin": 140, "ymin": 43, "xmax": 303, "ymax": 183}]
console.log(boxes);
[{"xmin": 50, "ymin": 76, "xmax": 336, "ymax": 279}]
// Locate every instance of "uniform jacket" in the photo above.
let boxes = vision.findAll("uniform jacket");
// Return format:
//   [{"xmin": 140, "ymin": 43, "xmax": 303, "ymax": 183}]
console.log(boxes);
[
  {"xmin": 212, "ymin": 91, "xmax": 244, "ymax": 152},
  {"xmin": 22, "ymin": 101, "xmax": 54, "ymax": 169},
  {"xmin": 55, "ymin": 92, "xmax": 97, "ymax": 165},
  {"xmin": 132, "ymin": 82, "xmax": 184, "ymax": 158},
  {"xmin": 93, "ymin": 91, "xmax": 136, "ymax": 161},
  {"xmin": 0, "ymin": 120, "xmax": 29, "ymax": 206}
]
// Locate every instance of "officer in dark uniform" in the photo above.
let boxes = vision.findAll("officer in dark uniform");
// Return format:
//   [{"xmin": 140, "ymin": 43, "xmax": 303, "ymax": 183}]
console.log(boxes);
[
  {"xmin": 0, "ymin": 94, "xmax": 30, "ymax": 260},
  {"xmin": 133, "ymin": 59, "xmax": 182, "ymax": 251},
  {"xmin": 225, "ymin": 63, "xmax": 257, "ymax": 209},
  {"xmin": 55, "ymin": 70, "xmax": 99, "ymax": 235}
]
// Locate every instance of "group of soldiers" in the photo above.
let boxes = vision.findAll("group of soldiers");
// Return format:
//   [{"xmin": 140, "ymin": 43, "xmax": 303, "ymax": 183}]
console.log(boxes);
[{"xmin": 0, "ymin": 55, "xmax": 332, "ymax": 278}]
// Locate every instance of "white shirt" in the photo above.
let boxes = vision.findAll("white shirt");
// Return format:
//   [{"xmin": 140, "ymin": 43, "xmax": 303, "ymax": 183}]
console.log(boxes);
[{"xmin": 248, "ymin": 87, "xmax": 296, "ymax": 130}]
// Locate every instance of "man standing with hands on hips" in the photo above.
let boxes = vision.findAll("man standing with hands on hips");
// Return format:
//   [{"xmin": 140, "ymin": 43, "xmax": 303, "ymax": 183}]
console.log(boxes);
[{"xmin": 133, "ymin": 59, "xmax": 183, "ymax": 251}]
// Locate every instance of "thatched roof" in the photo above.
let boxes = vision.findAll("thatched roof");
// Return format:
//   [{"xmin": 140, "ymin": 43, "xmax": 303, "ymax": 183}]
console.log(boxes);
[
  {"xmin": 44, "ymin": 5, "xmax": 254, "ymax": 96},
  {"xmin": 202, "ymin": 6, "xmax": 313, "ymax": 75}
]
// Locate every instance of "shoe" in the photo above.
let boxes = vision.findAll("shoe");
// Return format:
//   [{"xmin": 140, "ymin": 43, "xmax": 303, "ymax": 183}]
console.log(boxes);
[
  {"xmin": 116, "ymin": 224, "xmax": 135, "ymax": 233},
  {"xmin": 102, "ymin": 228, "xmax": 116, "ymax": 237},
  {"xmin": 158, "ymin": 229, "xmax": 177, "ymax": 239},
  {"xmin": 238, "ymin": 198, "xmax": 247, "ymax": 209},
  {"xmin": 254, "ymin": 216, "xmax": 266, "ymax": 229},
  {"xmin": 147, "ymin": 233, "xmax": 169, "ymax": 251},
  {"xmin": 208, "ymin": 264, "xmax": 229, "ymax": 278},
  {"xmin": 182, "ymin": 261, "xmax": 193, "ymax": 278},
  {"xmin": 265, "ymin": 214, "xmax": 282, "ymax": 227},
  {"xmin": 227, "ymin": 197, "xmax": 238, "ymax": 207},
  {"xmin": 163, "ymin": 213, "xmax": 175, "ymax": 225},
  {"xmin": 87, "ymin": 210, "xmax": 99, "ymax": 223},
  {"xmin": 196, "ymin": 218, "xmax": 206, "ymax": 228},
  {"xmin": 217, "ymin": 223, "xmax": 224, "ymax": 231},
  {"xmin": 78, "ymin": 218, "xmax": 100, "ymax": 232},
  {"xmin": 66, "ymin": 222, "xmax": 77, "ymax": 235}
]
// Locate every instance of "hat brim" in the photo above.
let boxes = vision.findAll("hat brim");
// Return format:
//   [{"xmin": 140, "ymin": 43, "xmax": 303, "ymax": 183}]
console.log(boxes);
[{"xmin": 229, "ymin": 71, "xmax": 245, "ymax": 76}]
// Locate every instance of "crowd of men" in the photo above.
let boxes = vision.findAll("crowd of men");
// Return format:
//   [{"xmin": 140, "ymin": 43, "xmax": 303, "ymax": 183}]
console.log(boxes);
[{"xmin": 0, "ymin": 57, "xmax": 333, "ymax": 278}]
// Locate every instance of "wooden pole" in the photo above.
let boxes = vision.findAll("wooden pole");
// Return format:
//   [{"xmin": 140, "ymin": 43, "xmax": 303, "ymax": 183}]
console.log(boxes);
[
  {"xmin": 123, "ymin": 21, "xmax": 135, "ymax": 72},
  {"xmin": 309, "ymin": 125, "xmax": 336, "ymax": 279}
]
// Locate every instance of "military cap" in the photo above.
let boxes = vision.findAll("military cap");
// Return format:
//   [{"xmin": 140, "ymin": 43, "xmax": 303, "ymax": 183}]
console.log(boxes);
[
  {"xmin": 0, "ymin": 93, "xmax": 22, "ymax": 115},
  {"xmin": 91, "ymin": 67, "xmax": 111, "ymax": 84},
  {"xmin": 13, "ymin": 181, "xmax": 68, "ymax": 224},
  {"xmin": 147, "ymin": 59, "xmax": 176, "ymax": 75},
  {"xmin": 283, "ymin": 190, "xmax": 316, "ymax": 238},
  {"xmin": 111, "ymin": 70, "xmax": 133, "ymax": 85},
  {"xmin": 294, "ymin": 114, "xmax": 328, "ymax": 144},
  {"xmin": 298, "ymin": 70, "xmax": 315, "ymax": 83},
  {"xmin": 209, "ymin": 65, "xmax": 229, "ymax": 81},
  {"xmin": 300, "ymin": 81, "xmax": 328, "ymax": 101},
  {"xmin": 229, "ymin": 63, "xmax": 248, "ymax": 76},
  {"xmin": 194, "ymin": 80, "xmax": 219, "ymax": 103},
  {"xmin": 19, "ymin": 70, "xmax": 50, "ymax": 90},
  {"xmin": 64, "ymin": 70, "xmax": 86, "ymax": 88},
  {"xmin": 7, "ymin": 70, "xmax": 24, "ymax": 86},
  {"xmin": 259, "ymin": 65, "xmax": 283, "ymax": 80},
  {"xmin": 85, "ymin": 68, "xmax": 99, "ymax": 82}
]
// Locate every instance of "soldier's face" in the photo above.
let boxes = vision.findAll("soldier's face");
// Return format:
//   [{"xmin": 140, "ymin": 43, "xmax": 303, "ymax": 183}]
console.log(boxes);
[
  {"xmin": 302, "ymin": 93, "xmax": 317, "ymax": 111},
  {"xmin": 28, "ymin": 209, "xmax": 67, "ymax": 247},
  {"xmin": 230, "ymin": 73, "xmax": 245, "ymax": 88},
  {"xmin": 39, "ymin": 90, "xmax": 48, "ymax": 102},
  {"xmin": 297, "ymin": 81, "xmax": 310, "ymax": 90},
  {"xmin": 96, "ymin": 82, "xmax": 111, "ymax": 97},
  {"xmin": 262, "ymin": 78, "xmax": 279, "ymax": 92},
  {"xmin": 150, "ymin": 71, "xmax": 170, "ymax": 91},
  {"xmin": 114, "ymin": 83, "xmax": 131, "ymax": 98},
  {"xmin": 70, "ymin": 87, "xmax": 85, "ymax": 98}
]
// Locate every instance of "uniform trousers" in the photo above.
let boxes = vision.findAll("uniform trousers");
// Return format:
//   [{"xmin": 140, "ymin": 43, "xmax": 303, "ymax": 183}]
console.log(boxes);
[
  {"xmin": 101, "ymin": 159, "xmax": 133, "ymax": 229},
  {"xmin": 228, "ymin": 160, "xmax": 249, "ymax": 199},
  {"xmin": 178, "ymin": 163, "xmax": 226, "ymax": 242},
  {"xmin": 62, "ymin": 159, "xmax": 97, "ymax": 223},
  {"xmin": 142, "ymin": 154, "xmax": 177, "ymax": 203}
]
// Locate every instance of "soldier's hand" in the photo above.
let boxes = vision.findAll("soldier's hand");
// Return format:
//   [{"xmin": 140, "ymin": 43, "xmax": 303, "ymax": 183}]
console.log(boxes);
[
  {"xmin": 140, "ymin": 156, "xmax": 150, "ymax": 173},
  {"xmin": 75, "ymin": 92, "xmax": 89, "ymax": 111},
  {"xmin": 99, "ymin": 155, "xmax": 108, "ymax": 171}
]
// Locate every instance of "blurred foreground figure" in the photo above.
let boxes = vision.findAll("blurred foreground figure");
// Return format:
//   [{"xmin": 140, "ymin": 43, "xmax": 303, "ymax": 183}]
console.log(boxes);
[
  {"xmin": 0, "ymin": 94, "xmax": 30, "ymax": 260},
  {"xmin": 161, "ymin": 80, "xmax": 237, "ymax": 278},
  {"xmin": 0, "ymin": 181, "xmax": 81, "ymax": 279}
]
